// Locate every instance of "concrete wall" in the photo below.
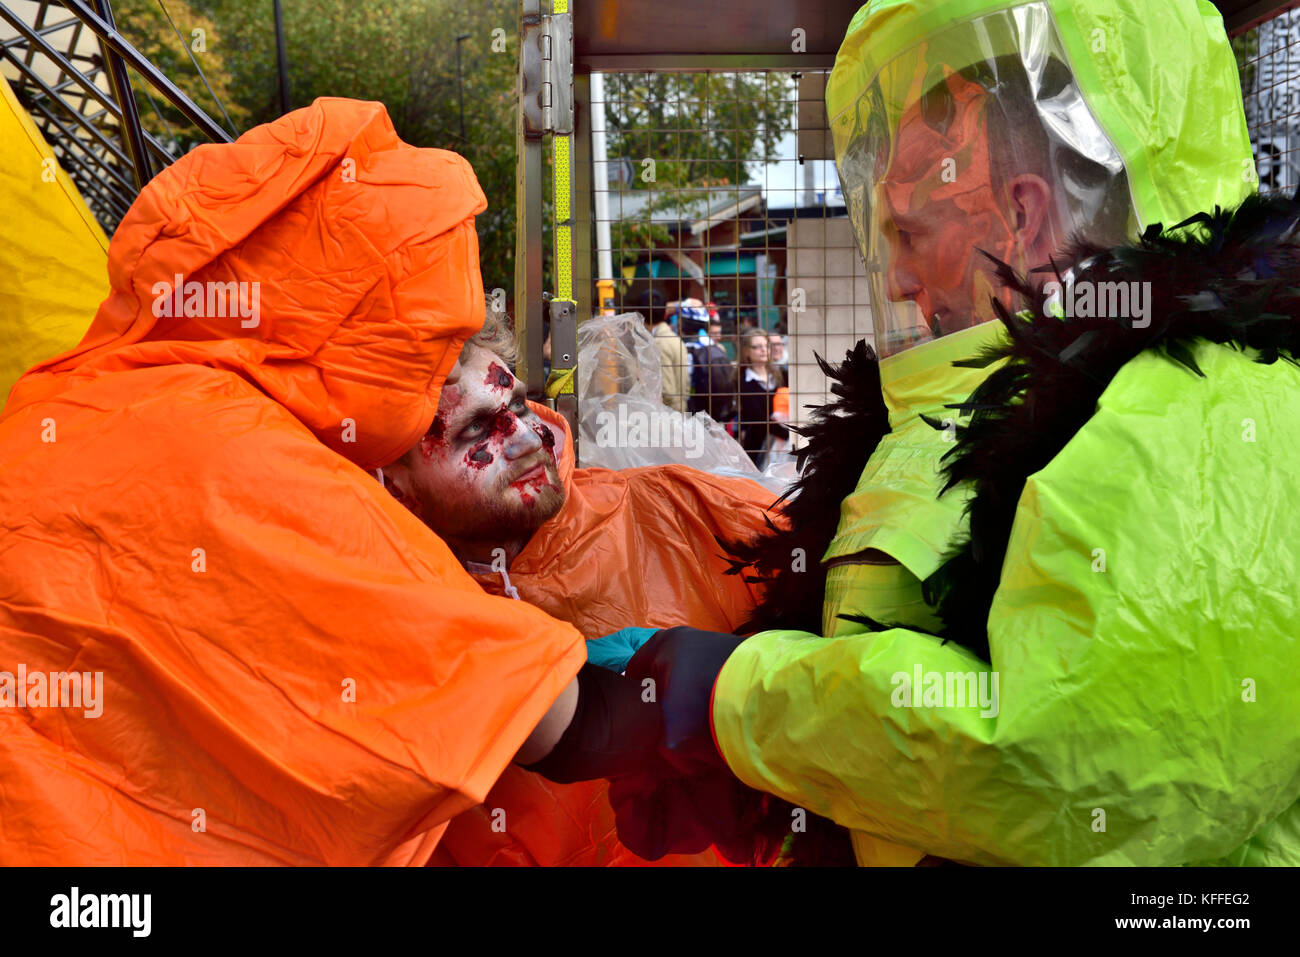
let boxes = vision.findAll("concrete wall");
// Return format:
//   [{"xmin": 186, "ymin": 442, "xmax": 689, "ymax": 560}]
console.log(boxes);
[{"xmin": 784, "ymin": 215, "xmax": 874, "ymax": 444}]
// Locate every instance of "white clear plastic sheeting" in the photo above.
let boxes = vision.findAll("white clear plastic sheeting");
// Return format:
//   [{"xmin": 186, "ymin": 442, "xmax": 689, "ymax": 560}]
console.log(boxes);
[{"xmin": 576, "ymin": 312, "xmax": 795, "ymax": 496}]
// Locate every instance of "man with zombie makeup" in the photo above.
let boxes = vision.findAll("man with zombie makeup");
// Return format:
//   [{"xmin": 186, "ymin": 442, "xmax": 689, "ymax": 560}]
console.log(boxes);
[
  {"xmin": 379, "ymin": 309, "xmax": 808, "ymax": 866},
  {"xmin": 0, "ymin": 98, "xmax": 691, "ymax": 865},
  {"xmin": 608, "ymin": 0, "xmax": 1300, "ymax": 866},
  {"xmin": 381, "ymin": 329, "xmax": 566, "ymax": 568}
]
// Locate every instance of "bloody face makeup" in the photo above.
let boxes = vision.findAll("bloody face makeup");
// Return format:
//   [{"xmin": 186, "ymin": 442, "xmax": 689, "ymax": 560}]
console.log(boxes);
[{"xmin": 387, "ymin": 345, "xmax": 565, "ymax": 549}]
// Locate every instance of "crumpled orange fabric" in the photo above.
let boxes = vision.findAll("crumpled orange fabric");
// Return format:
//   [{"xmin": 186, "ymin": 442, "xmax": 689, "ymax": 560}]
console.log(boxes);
[
  {"xmin": 0, "ymin": 98, "xmax": 584, "ymax": 865},
  {"xmin": 429, "ymin": 404, "xmax": 778, "ymax": 866}
]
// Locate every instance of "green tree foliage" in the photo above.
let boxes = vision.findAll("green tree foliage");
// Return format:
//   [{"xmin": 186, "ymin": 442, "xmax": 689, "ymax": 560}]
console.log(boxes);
[
  {"xmin": 602, "ymin": 72, "xmax": 793, "ymax": 271},
  {"xmin": 112, "ymin": 3, "xmax": 793, "ymax": 301},
  {"xmin": 114, "ymin": 0, "xmax": 249, "ymax": 154},
  {"xmin": 605, "ymin": 72, "xmax": 791, "ymax": 189},
  {"xmin": 118, "ymin": 0, "xmax": 518, "ymax": 292}
]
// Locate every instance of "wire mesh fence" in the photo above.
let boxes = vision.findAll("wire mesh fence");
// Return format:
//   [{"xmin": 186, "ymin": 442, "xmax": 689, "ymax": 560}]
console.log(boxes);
[
  {"xmin": 1239, "ymin": 7, "xmax": 1300, "ymax": 198},
  {"xmin": 590, "ymin": 67, "xmax": 872, "ymax": 473},
  {"xmin": 583, "ymin": 15, "xmax": 1295, "ymax": 478}
]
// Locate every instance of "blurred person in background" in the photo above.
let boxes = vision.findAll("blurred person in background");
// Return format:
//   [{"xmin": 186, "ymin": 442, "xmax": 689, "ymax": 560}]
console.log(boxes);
[
  {"xmin": 673, "ymin": 297, "xmax": 712, "ymax": 343},
  {"xmin": 627, "ymin": 285, "xmax": 691, "ymax": 414},
  {"xmin": 689, "ymin": 315, "xmax": 738, "ymax": 425},
  {"xmin": 737, "ymin": 331, "xmax": 788, "ymax": 469},
  {"xmin": 768, "ymin": 328, "xmax": 789, "ymax": 371}
]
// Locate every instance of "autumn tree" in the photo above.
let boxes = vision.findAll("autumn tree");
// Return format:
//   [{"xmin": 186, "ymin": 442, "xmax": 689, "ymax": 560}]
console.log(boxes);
[
  {"xmin": 110, "ymin": 3, "xmax": 792, "ymax": 302},
  {"xmin": 601, "ymin": 71, "xmax": 794, "ymax": 271},
  {"xmin": 113, "ymin": 0, "xmax": 249, "ymax": 156},
  {"xmin": 117, "ymin": 0, "xmax": 519, "ymax": 292}
]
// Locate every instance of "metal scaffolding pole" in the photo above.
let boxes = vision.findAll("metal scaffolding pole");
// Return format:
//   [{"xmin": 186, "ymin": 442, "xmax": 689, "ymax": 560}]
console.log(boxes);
[
  {"xmin": 91, "ymin": 0, "xmax": 150, "ymax": 188},
  {"xmin": 589, "ymin": 70, "xmax": 614, "ymax": 310},
  {"xmin": 515, "ymin": 0, "xmax": 545, "ymax": 397}
]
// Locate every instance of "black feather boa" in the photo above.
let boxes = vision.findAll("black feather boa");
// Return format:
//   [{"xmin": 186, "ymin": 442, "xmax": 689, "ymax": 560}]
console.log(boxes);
[
  {"xmin": 721, "ymin": 340, "xmax": 891, "ymax": 635},
  {"xmin": 726, "ymin": 193, "xmax": 1300, "ymax": 661},
  {"xmin": 928, "ymin": 192, "xmax": 1300, "ymax": 658}
]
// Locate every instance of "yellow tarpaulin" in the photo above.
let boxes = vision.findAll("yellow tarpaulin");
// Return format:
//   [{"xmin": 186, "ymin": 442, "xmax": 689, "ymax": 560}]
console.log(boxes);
[{"xmin": 0, "ymin": 74, "xmax": 108, "ymax": 406}]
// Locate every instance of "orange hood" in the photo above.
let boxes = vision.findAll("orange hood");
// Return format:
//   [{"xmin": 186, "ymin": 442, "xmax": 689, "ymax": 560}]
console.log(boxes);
[
  {"xmin": 3, "ymin": 97, "xmax": 484, "ymax": 470},
  {"xmin": 0, "ymin": 99, "xmax": 584, "ymax": 865}
]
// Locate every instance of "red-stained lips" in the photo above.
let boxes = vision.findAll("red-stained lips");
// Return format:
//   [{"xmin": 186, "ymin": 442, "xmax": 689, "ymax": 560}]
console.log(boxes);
[{"xmin": 510, "ymin": 464, "xmax": 547, "ymax": 488}]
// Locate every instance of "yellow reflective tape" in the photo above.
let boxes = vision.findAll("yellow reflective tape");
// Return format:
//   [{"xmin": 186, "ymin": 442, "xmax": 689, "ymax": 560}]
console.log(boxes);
[
  {"xmin": 551, "ymin": 4, "xmax": 572, "ymax": 302},
  {"xmin": 554, "ymin": 132, "xmax": 573, "ymax": 300},
  {"xmin": 556, "ymin": 224, "xmax": 572, "ymax": 300},
  {"xmin": 555, "ymin": 135, "xmax": 571, "ymax": 221},
  {"xmin": 545, "ymin": 365, "xmax": 575, "ymax": 398}
]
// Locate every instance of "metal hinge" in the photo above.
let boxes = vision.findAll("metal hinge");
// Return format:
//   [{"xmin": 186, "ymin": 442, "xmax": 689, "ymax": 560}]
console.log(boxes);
[{"xmin": 521, "ymin": 11, "xmax": 573, "ymax": 135}]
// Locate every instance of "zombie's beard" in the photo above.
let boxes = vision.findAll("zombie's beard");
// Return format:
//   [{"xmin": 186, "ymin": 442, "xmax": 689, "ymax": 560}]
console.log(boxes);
[
  {"xmin": 418, "ymin": 450, "xmax": 566, "ymax": 557},
  {"xmin": 444, "ymin": 481, "xmax": 564, "ymax": 546}
]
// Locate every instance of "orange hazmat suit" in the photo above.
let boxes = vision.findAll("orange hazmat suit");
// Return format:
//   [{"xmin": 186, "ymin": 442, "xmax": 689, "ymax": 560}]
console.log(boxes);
[{"xmin": 0, "ymin": 98, "xmax": 584, "ymax": 865}]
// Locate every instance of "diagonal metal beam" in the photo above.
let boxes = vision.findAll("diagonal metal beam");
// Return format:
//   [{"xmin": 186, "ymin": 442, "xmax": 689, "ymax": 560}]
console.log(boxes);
[
  {"xmin": 22, "ymin": 92, "xmax": 139, "ymax": 195},
  {"xmin": 0, "ymin": 42, "xmax": 173, "ymax": 169},
  {"xmin": 58, "ymin": 0, "xmax": 233, "ymax": 143},
  {"xmin": 51, "ymin": 147, "xmax": 133, "ymax": 222},
  {"xmin": 90, "ymin": 0, "xmax": 151, "ymax": 187}
]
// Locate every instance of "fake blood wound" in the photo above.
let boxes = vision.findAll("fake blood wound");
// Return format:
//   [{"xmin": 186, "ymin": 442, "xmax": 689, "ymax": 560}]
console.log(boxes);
[
  {"xmin": 509, "ymin": 458, "xmax": 552, "ymax": 510},
  {"xmin": 535, "ymin": 422, "xmax": 559, "ymax": 467},
  {"xmin": 463, "ymin": 406, "xmax": 519, "ymax": 471},
  {"xmin": 489, "ymin": 408, "xmax": 517, "ymax": 437},
  {"xmin": 419, "ymin": 417, "xmax": 447, "ymax": 459},
  {"xmin": 439, "ymin": 384, "xmax": 464, "ymax": 417},
  {"xmin": 466, "ymin": 444, "xmax": 493, "ymax": 468},
  {"xmin": 485, "ymin": 363, "xmax": 513, "ymax": 391}
]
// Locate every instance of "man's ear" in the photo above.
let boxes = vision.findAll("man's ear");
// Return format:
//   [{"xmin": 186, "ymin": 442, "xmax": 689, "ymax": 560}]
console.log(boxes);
[
  {"xmin": 1006, "ymin": 173, "xmax": 1055, "ymax": 258},
  {"xmin": 379, "ymin": 460, "xmax": 421, "ymax": 517}
]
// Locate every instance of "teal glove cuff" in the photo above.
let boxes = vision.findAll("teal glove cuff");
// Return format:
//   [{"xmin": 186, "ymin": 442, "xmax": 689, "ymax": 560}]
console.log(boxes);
[{"xmin": 586, "ymin": 627, "xmax": 659, "ymax": 672}]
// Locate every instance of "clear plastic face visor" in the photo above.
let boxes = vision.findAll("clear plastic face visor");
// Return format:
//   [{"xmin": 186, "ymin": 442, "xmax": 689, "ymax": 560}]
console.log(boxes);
[{"xmin": 830, "ymin": 3, "xmax": 1136, "ymax": 358}]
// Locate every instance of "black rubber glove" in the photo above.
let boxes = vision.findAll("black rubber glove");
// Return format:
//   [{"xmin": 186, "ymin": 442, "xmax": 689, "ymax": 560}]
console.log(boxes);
[
  {"xmin": 608, "ymin": 766, "xmax": 753, "ymax": 860},
  {"xmin": 622, "ymin": 625, "xmax": 749, "ymax": 773},
  {"xmin": 520, "ymin": 662, "xmax": 662, "ymax": 784},
  {"xmin": 609, "ymin": 764, "xmax": 805, "ymax": 863},
  {"xmin": 607, "ymin": 625, "xmax": 771, "ymax": 863}
]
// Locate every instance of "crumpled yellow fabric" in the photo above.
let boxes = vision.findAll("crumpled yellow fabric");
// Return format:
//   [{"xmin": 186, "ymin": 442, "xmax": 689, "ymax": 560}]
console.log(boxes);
[{"xmin": 0, "ymin": 74, "xmax": 108, "ymax": 407}]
